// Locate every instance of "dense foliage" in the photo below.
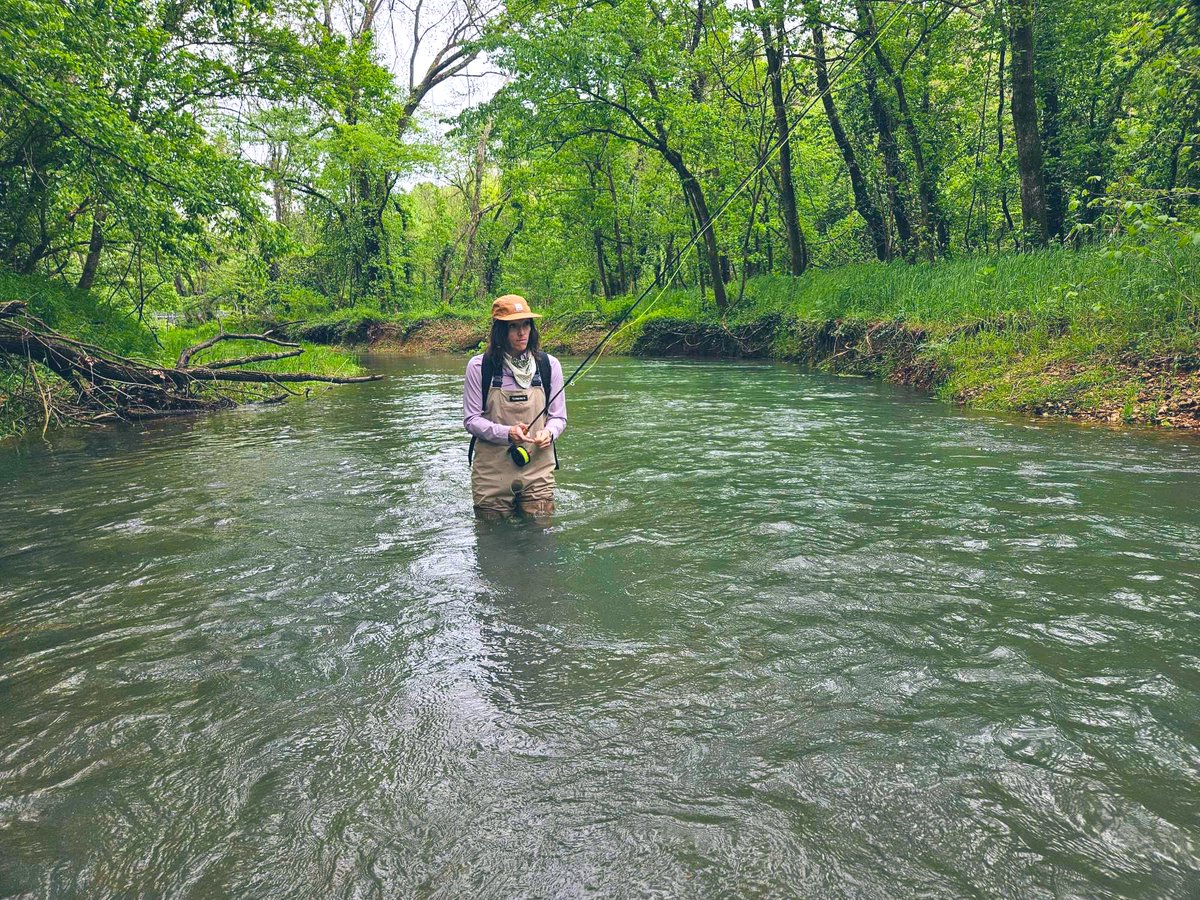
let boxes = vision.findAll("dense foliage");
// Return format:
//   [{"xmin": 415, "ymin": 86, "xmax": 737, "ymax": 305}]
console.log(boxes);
[{"xmin": 1, "ymin": 0, "xmax": 1195, "ymax": 322}]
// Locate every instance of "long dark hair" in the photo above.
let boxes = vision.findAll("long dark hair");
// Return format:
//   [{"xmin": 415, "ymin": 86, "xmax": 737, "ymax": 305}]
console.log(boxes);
[{"xmin": 485, "ymin": 318, "xmax": 540, "ymax": 371}]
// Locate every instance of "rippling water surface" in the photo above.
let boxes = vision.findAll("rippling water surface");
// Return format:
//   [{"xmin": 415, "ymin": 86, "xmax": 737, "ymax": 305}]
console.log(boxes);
[{"xmin": 2, "ymin": 355, "xmax": 1199, "ymax": 897}]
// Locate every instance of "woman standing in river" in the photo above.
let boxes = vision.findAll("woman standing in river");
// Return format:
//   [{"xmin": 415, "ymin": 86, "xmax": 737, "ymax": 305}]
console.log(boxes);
[{"xmin": 464, "ymin": 295, "xmax": 567, "ymax": 520}]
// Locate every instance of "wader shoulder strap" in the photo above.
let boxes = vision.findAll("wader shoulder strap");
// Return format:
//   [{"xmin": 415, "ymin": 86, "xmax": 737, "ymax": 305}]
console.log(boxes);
[
  {"xmin": 467, "ymin": 357, "xmax": 504, "ymax": 465},
  {"xmin": 536, "ymin": 352, "xmax": 551, "ymax": 407},
  {"xmin": 536, "ymin": 352, "xmax": 560, "ymax": 471},
  {"xmin": 480, "ymin": 355, "xmax": 503, "ymax": 410}
]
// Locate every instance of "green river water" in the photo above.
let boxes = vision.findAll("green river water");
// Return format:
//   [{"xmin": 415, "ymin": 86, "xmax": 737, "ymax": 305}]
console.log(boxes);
[{"xmin": 1, "ymin": 355, "xmax": 1198, "ymax": 897}]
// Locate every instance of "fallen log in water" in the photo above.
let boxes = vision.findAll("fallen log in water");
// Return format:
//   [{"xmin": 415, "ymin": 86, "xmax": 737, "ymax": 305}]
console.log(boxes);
[{"xmin": 0, "ymin": 301, "xmax": 382, "ymax": 429}]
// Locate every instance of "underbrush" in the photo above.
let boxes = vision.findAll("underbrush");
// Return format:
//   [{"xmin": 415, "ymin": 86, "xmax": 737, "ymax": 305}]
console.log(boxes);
[{"xmin": 0, "ymin": 271, "xmax": 158, "ymax": 356}]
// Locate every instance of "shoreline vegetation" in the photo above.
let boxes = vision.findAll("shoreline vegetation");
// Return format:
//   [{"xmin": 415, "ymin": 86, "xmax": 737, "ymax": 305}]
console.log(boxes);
[
  {"xmin": 0, "ymin": 273, "xmax": 372, "ymax": 441},
  {"xmin": 6, "ymin": 0, "xmax": 1198, "ymax": 442},
  {"xmin": 3, "ymin": 238, "xmax": 1198, "ymax": 441},
  {"xmin": 312, "ymin": 239, "xmax": 1200, "ymax": 431}
]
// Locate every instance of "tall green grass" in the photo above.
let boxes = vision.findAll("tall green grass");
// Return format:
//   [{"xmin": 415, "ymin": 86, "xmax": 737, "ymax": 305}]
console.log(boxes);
[
  {"xmin": 741, "ymin": 242, "xmax": 1198, "ymax": 335},
  {"xmin": 540, "ymin": 240, "xmax": 1199, "ymax": 335}
]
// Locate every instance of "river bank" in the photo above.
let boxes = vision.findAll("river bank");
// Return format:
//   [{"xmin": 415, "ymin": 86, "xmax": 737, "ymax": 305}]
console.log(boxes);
[
  {"xmin": 313, "ymin": 307, "xmax": 1200, "ymax": 430},
  {"xmin": 0, "ymin": 274, "xmax": 366, "ymax": 441},
  {"xmin": 282, "ymin": 240, "xmax": 1200, "ymax": 430},
  {"xmin": 5, "ymin": 240, "xmax": 1199, "ymax": 438},
  {"xmin": 361, "ymin": 319, "xmax": 1196, "ymax": 429}
]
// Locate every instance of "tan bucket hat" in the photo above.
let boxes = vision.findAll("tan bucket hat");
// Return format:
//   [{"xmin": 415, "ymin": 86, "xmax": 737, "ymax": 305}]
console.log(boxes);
[{"xmin": 491, "ymin": 294, "xmax": 543, "ymax": 321}]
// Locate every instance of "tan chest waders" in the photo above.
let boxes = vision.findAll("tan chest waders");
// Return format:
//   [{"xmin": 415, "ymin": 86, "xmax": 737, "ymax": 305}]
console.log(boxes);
[{"xmin": 469, "ymin": 359, "xmax": 558, "ymax": 515}]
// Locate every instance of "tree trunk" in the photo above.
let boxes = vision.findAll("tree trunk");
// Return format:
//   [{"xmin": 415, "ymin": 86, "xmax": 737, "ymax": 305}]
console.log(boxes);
[
  {"xmin": 357, "ymin": 171, "xmax": 386, "ymax": 296},
  {"xmin": 862, "ymin": 53, "xmax": 913, "ymax": 258},
  {"xmin": 1007, "ymin": 0, "xmax": 1049, "ymax": 246},
  {"xmin": 811, "ymin": 19, "xmax": 890, "ymax": 261},
  {"xmin": 604, "ymin": 164, "xmax": 629, "ymax": 293},
  {"xmin": 270, "ymin": 142, "xmax": 291, "ymax": 225},
  {"xmin": 272, "ymin": 176, "xmax": 289, "ymax": 225},
  {"xmin": 77, "ymin": 205, "xmax": 107, "ymax": 291},
  {"xmin": 753, "ymin": 0, "xmax": 808, "ymax": 275},
  {"xmin": 857, "ymin": 0, "xmax": 948, "ymax": 255},
  {"xmin": 593, "ymin": 228, "xmax": 612, "ymax": 300},
  {"xmin": 663, "ymin": 235, "xmax": 676, "ymax": 287},
  {"xmin": 996, "ymin": 40, "xmax": 1017, "ymax": 247},
  {"xmin": 663, "ymin": 147, "xmax": 728, "ymax": 309},
  {"xmin": 447, "ymin": 124, "xmax": 493, "ymax": 302},
  {"xmin": 1040, "ymin": 77, "xmax": 1065, "ymax": 238}
]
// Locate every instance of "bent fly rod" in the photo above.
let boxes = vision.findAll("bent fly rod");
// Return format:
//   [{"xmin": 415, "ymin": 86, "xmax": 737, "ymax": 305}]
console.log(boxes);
[{"xmin": 526, "ymin": 3, "xmax": 905, "ymax": 432}]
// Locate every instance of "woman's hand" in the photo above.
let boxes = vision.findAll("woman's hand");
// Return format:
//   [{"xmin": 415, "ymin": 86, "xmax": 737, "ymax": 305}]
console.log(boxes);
[
  {"xmin": 508, "ymin": 423, "xmax": 529, "ymax": 444},
  {"xmin": 530, "ymin": 429, "xmax": 553, "ymax": 449}
]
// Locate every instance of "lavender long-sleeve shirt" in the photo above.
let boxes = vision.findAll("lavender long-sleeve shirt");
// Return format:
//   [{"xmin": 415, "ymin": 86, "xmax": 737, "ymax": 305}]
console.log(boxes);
[{"xmin": 463, "ymin": 354, "xmax": 567, "ymax": 444}]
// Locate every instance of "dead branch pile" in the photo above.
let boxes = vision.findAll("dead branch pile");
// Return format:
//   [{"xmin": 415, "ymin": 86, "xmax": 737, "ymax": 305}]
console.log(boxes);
[{"xmin": 0, "ymin": 301, "xmax": 382, "ymax": 428}]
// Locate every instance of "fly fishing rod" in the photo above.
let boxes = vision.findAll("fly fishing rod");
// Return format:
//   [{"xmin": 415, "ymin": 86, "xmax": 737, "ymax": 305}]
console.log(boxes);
[{"xmin": 524, "ymin": 3, "xmax": 906, "ymax": 433}]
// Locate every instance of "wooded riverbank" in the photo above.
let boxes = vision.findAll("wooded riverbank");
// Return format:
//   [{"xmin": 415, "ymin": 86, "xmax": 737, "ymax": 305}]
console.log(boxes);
[
  {"xmin": 4, "ymin": 241, "xmax": 1199, "ymax": 438},
  {"xmin": 298, "ymin": 242, "xmax": 1200, "ymax": 431}
]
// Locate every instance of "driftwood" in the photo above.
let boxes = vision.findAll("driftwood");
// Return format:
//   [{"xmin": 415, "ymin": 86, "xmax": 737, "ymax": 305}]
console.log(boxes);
[{"xmin": 0, "ymin": 301, "xmax": 382, "ymax": 428}]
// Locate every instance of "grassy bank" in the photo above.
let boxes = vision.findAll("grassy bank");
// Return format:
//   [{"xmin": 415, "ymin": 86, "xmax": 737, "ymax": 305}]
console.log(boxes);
[
  {"xmin": 0, "ymin": 273, "xmax": 366, "ymax": 441},
  {"xmin": 310, "ymin": 238, "xmax": 1200, "ymax": 428},
  {"xmin": 9, "ymin": 237, "xmax": 1197, "ymax": 438},
  {"xmin": 536, "ymin": 238, "xmax": 1200, "ymax": 428}
]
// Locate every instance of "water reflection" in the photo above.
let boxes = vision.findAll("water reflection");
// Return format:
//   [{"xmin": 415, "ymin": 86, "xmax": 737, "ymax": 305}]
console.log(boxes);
[
  {"xmin": 474, "ymin": 517, "xmax": 561, "ymax": 592},
  {"xmin": 472, "ymin": 519, "xmax": 573, "ymax": 715}
]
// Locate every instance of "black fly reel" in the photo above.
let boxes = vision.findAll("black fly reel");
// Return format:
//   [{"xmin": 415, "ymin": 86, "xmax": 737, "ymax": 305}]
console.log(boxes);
[{"xmin": 509, "ymin": 443, "xmax": 531, "ymax": 467}]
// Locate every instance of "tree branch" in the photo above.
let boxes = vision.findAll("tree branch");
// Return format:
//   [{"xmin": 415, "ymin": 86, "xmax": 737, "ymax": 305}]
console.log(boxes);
[{"xmin": 177, "ymin": 331, "xmax": 299, "ymax": 368}]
